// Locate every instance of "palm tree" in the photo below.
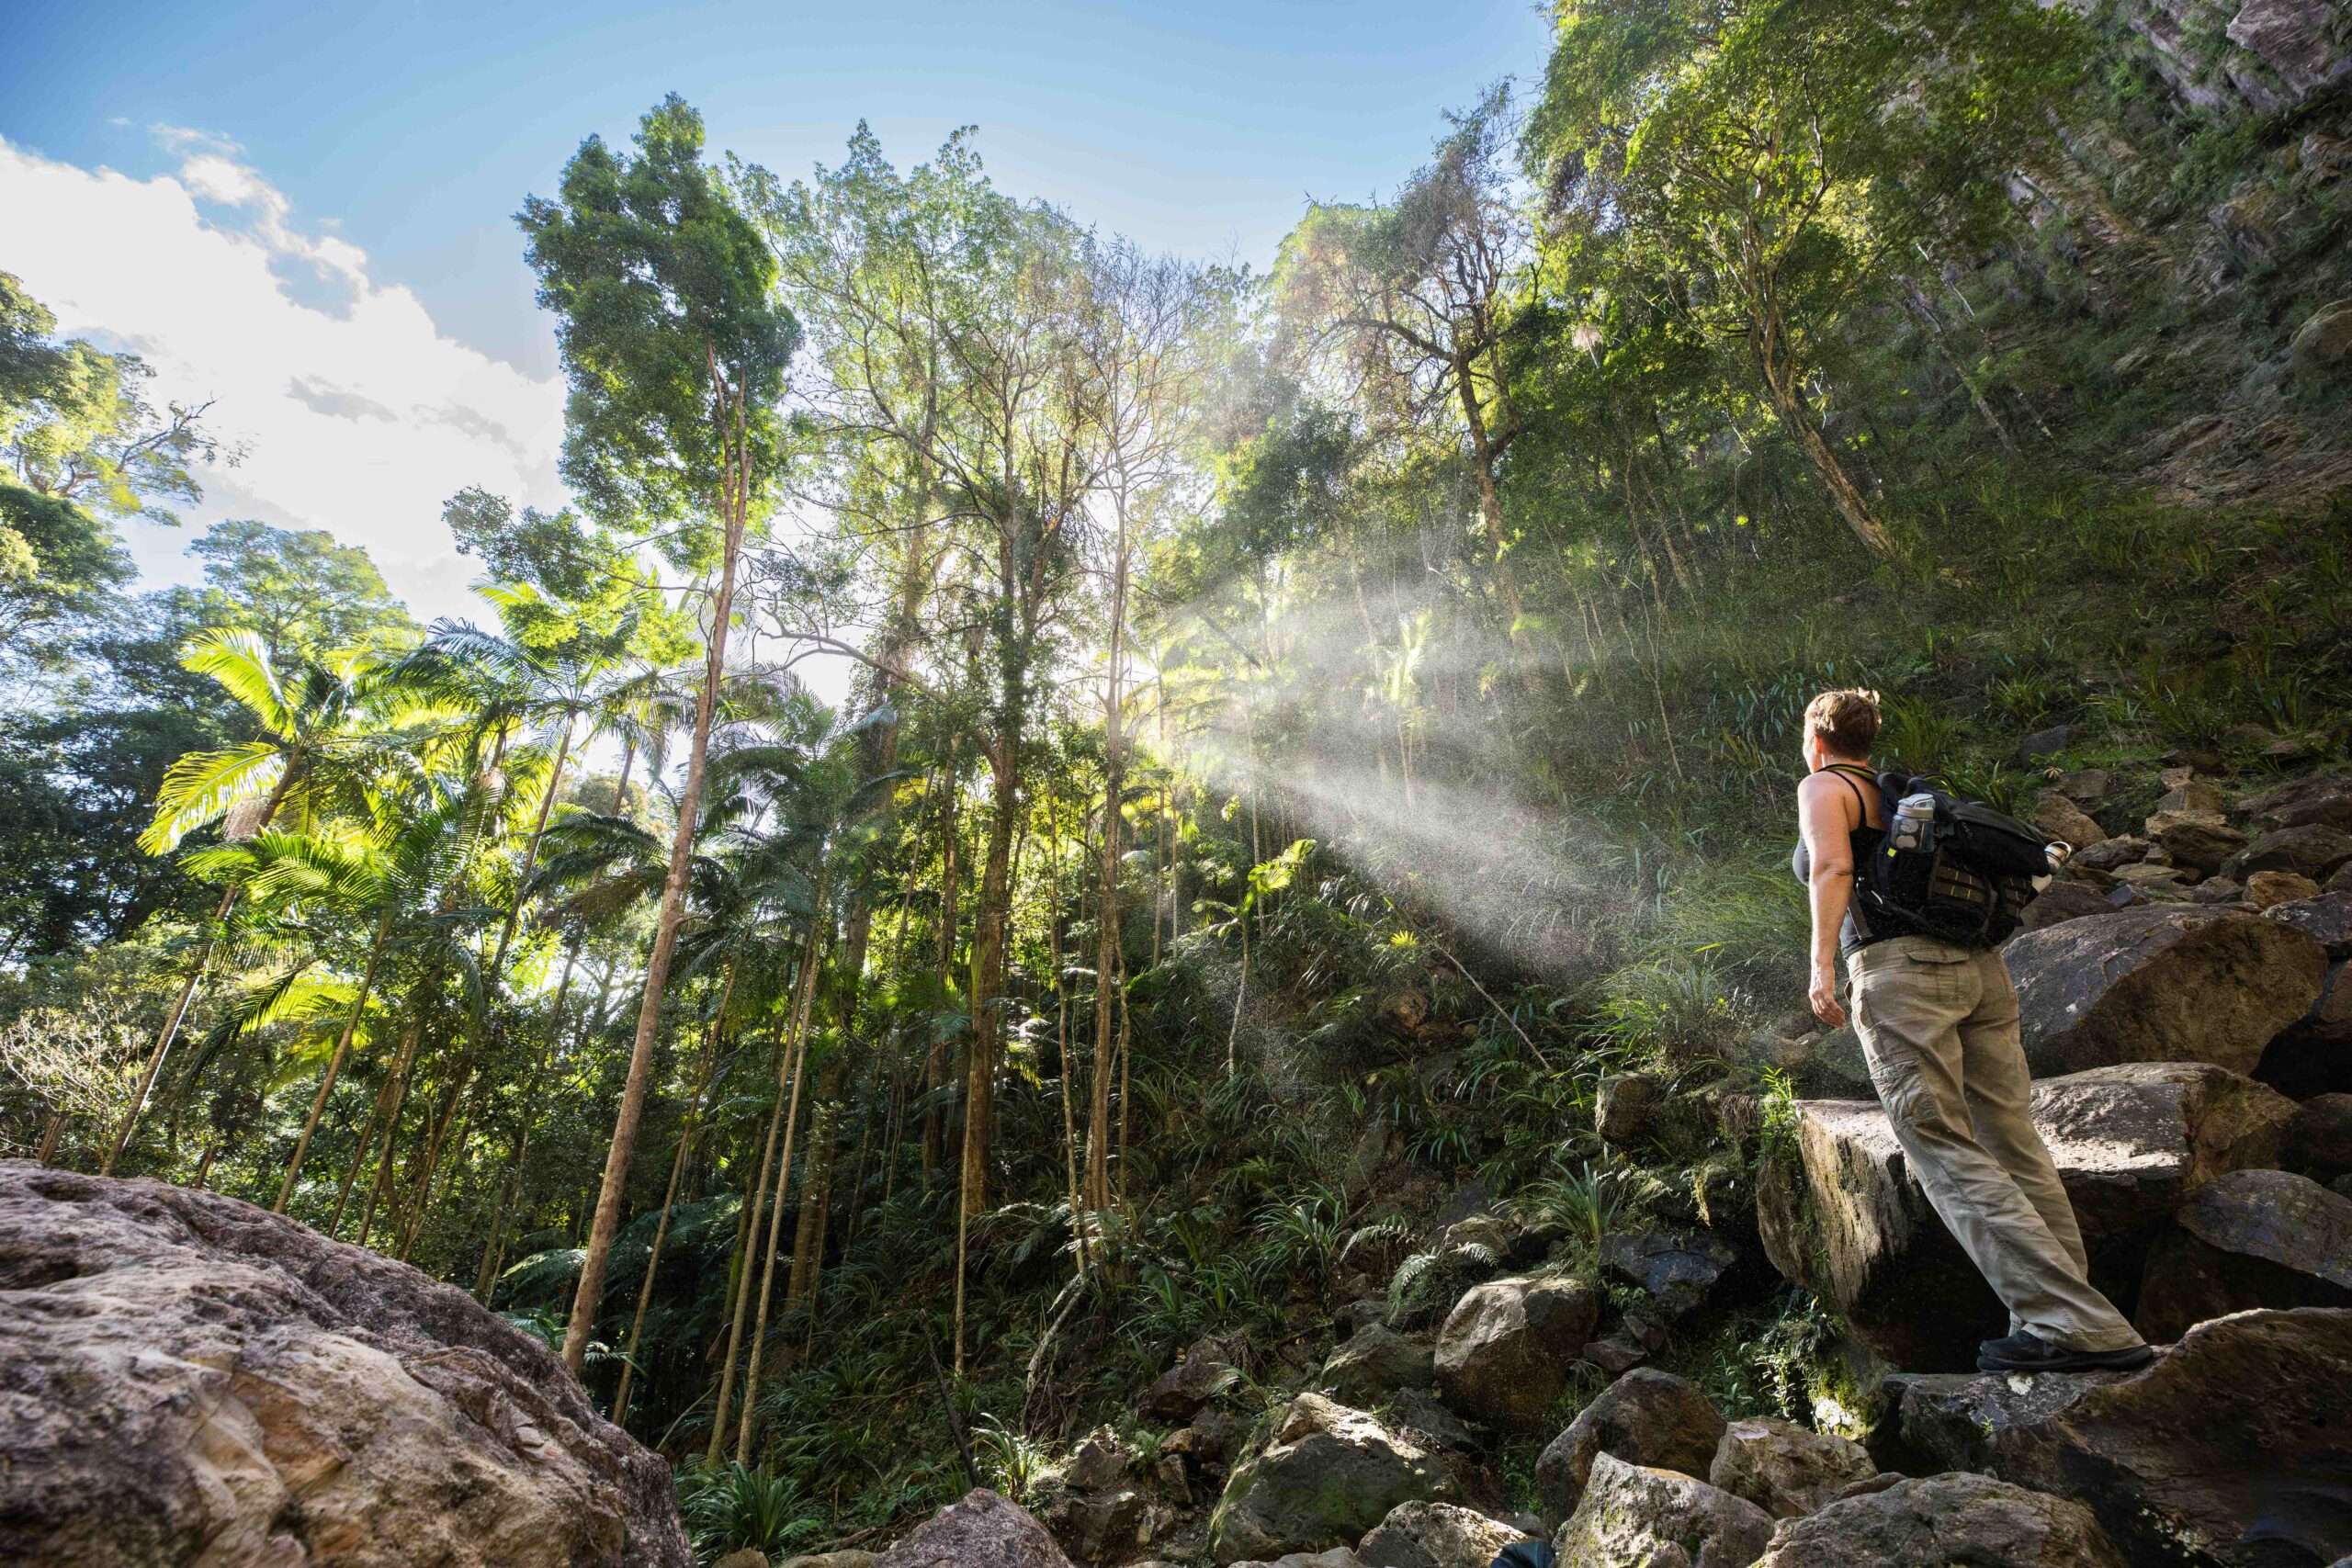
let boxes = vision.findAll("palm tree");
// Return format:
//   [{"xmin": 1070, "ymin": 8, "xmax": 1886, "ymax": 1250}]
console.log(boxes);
[{"xmin": 103, "ymin": 630, "xmax": 438, "ymax": 1175}]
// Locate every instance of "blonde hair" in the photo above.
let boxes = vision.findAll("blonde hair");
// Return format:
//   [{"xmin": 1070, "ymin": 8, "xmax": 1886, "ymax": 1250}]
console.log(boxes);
[{"xmin": 1804, "ymin": 688, "xmax": 1882, "ymax": 759}]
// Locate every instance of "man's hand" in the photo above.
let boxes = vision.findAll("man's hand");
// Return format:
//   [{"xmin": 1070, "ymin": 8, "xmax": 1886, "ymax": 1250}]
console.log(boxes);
[{"xmin": 1809, "ymin": 960, "xmax": 1846, "ymax": 1028}]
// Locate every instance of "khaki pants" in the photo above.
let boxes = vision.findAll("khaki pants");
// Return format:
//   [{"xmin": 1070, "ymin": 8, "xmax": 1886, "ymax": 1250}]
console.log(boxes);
[{"xmin": 1849, "ymin": 935, "xmax": 2144, "ymax": 1353}]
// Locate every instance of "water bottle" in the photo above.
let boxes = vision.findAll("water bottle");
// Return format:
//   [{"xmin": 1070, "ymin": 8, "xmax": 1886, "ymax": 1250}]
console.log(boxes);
[{"xmin": 1889, "ymin": 792, "xmax": 1937, "ymax": 852}]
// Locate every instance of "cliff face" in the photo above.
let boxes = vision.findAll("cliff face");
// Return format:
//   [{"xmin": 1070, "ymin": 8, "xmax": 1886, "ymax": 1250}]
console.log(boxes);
[
  {"xmin": 1976, "ymin": 1, "xmax": 2352, "ymax": 507},
  {"xmin": 2098, "ymin": 0, "xmax": 2349, "ymax": 116}
]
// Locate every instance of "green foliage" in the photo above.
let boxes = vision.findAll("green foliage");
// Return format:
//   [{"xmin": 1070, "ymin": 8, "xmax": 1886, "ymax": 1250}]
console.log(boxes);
[
  {"xmin": 677, "ymin": 1462, "xmax": 822, "ymax": 1562},
  {"xmin": 519, "ymin": 95, "xmax": 799, "ymax": 554},
  {"xmin": 175, "ymin": 519, "xmax": 413, "ymax": 666}
]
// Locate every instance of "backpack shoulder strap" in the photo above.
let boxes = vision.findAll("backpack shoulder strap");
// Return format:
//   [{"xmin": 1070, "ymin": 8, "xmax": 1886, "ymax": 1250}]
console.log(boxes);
[{"xmin": 1823, "ymin": 764, "xmax": 1874, "ymax": 822}]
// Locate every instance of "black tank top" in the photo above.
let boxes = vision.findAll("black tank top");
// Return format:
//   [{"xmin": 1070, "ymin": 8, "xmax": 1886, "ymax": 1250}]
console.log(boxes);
[{"xmin": 1791, "ymin": 765, "xmax": 1886, "ymax": 959}]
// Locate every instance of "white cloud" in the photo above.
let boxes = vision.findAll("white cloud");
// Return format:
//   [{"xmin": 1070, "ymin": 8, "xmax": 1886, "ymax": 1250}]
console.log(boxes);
[{"xmin": 0, "ymin": 129, "xmax": 566, "ymax": 626}]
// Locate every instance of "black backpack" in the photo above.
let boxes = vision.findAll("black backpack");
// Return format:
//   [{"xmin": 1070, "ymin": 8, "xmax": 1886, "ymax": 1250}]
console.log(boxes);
[{"xmin": 1852, "ymin": 772, "xmax": 2055, "ymax": 949}]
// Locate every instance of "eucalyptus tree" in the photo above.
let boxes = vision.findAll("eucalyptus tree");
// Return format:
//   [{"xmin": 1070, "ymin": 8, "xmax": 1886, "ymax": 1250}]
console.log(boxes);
[
  {"xmin": 750, "ymin": 131, "xmax": 1108, "ymax": 1247},
  {"xmin": 521, "ymin": 94, "xmax": 801, "ymax": 1372},
  {"xmin": 1071, "ymin": 240, "xmax": 1232, "ymax": 1219},
  {"xmin": 1275, "ymin": 85, "xmax": 1535, "ymax": 637}
]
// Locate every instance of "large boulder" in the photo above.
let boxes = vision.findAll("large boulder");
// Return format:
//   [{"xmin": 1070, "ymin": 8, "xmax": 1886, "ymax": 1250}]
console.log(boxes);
[
  {"xmin": 2145, "ymin": 808, "xmax": 2244, "ymax": 877},
  {"xmin": 1141, "ymin": 1338, "xmax": 1239, "ymax": 1422},
  {"xmin": 1553, "ymin": 1453, "xmax": 1773, "ymax": 1568},
  {"xmin": 876, "ymin": 1489, "xmax": 1074, "ymax": 1568},
  {"xmin": 1319, "ymin": 1325, "xmax": 1434, "ymax": 1405},
  {"xmin": 1207, "ymin": 1394, "xmax": 1451, "ymax": 1562},
  {"xmin": 1431, "ymin": 1273, "xmax": 1600, "ymax": 1429},
  {"xmin": 1043, "ymin": 1484, "xmax": 1167, "ymax": 1566},
  {"xmin": 2007, "ymin": 907, "xmax": 2327, "ymax": 1076},
  {"xmin": 1064, "ymin": 1427, "xmax": 1134, "ymax": 1492},
  {"xmin": 1753, "ymin": 1472, "xmax": 2127, "ymax": 1567},
  {"xmin": 2270, "ymin": 894, "xmax": 2352, "ymax": 959},
  {"xmin": 1707, "ymin": 1416, "xmax": 1875, "ymax": 1519},
  {"xmin": 0, "ymin": 1162, "xmax": 688, "ymax": 1567},
  {"xmin": 2030, "ymin": 789, "xmax": 2108, "ymax": 851},
  {"xmin": 2227, "ymin": 826, "xmax": 2352, "ymax": 886},
  {"xmin": 2134, "ymin": 1168, "xmax": 2352, "ymax": 1339},
  {"xmin": 1354, "ymin": 1501, "xmax": 1521, "ymax": 1568},
  {"xmin": 2287, "ymin": 1094, "xmax": 2352, "ymax": 1175},
  {"xmin": 1532, "ymin": 1369, "xmax": 1726, "ymax": 1526},
  {"xmin": 2261, "ymin": 962, "xmax": 2352, "ymax": 1099},
  {"xmin": 2018, "ymin": 878, "xmax": 2119, "ymax": 934},
  {"xmin": 2243, "ymin": 773, "xmax": 2352, "ymax": 834},
  {"xmin": 1755, "ymin": 1064, "xmax": 2294, "ymax": 1368},
  {"xmin": 1601, "ymin": 1231, "xmax": 1740, "ymax": 1321},
  {"xmin": 1894, "ymin": 1308, "xmax": 2352, "ymax": 1566}
]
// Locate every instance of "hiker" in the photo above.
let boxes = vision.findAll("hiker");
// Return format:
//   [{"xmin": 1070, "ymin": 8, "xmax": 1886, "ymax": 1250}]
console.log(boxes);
[{"xmin": 1793, "ymin": 688, "xmax": 2153, "ymax": 1375}]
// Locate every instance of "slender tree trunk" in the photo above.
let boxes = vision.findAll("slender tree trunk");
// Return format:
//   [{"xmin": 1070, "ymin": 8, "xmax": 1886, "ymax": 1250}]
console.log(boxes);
[
  {"xmin": 1052, "ymin": 807, "xmax": 1087, "ymax": 1276},
  {"xmin": 962, "ymin": 742, "xmax": 1018, "ymax": 1217},
  {"xmin": 399, "ymin": 1063, "xmax": 487, "ymax": 1264},
  {"xmin": 613, "ymin": 1037, "xmax": 719, "ymax": 1428},
  {"xmin": 355, "ymin": 1093, "xmax": 414, "ymax": 1248},
  {"xmin": 786, "ymin": 1058, "xmax": 843, "ymax": 1306},
  {"xmin": 332, "ymin": 1021, "xmax": 420, "ymax": 1237},
  {"xmin": 474, "ymin": 940, "xmax": 580, "ymax": 1300},
  {"xmin": 391, "ymin": 1060, "xmax": 474, "ymax": 1260},
  {"xmin": 1227, "ymin": 894, "xmax": 1250, "ymax": 1076},
  {"xmin": 1115, "ymin": 950, "xmax": 1133, "ymax": 1219},
  {"xmin": 705, "ymin": 1022, "xmax": 793, "ymax": 1465},
  {"xmin": 734, "ymin": 921, "xmax": 823, "ymax": 1463},
  {"xmin": 38, "ymin": 1111, "xmax": 66, "ymax": 1166},
  {"xmin": 1087, "ymin": 538, "xmax": 1126, "ymax": 1217},
  {"xmin": 563, "ymin": 366, "xmax": 752, "ymax": 1376},
  {"xmin": 922, "ymin": 762, "xmax": 959, "ymax": 1179},
  {"xmin": 277, "ymin": 911, "xmax": 392, "ymax": 1212},
  {"xmin": 1753, "ymin": 304, "xmax": 1892, "ymax": 557}
]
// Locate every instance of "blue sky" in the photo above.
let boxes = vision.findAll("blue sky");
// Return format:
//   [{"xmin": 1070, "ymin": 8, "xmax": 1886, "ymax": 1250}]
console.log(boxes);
[{"xmin": 5, "ymin": 0, "xmax": 1552, "ymax": 380}]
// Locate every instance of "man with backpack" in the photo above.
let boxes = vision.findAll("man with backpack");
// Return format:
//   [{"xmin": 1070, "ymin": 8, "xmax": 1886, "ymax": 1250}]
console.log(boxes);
[{"xmin": 1793, "ymin": 689, "xmax": 2152, "ymax": 1374}]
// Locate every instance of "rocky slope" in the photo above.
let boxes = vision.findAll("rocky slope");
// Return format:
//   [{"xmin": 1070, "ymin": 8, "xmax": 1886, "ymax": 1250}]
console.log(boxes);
[
  {"xmin": 833, "ymin": 774, "xmax": 2352, "ymax": 1568},
  {"xmin": 6, "ymin": 760, "xmax": 2349, "ymax": 1568}
]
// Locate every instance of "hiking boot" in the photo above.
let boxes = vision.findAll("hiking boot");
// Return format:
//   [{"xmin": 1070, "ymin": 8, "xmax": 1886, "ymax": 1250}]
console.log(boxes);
[{"xmin": 1976, "ymin": 1331, "xmax": 2154, "ymax": 1374}]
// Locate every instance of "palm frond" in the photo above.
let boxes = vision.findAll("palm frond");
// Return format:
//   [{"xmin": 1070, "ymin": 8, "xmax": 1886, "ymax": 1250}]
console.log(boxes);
[{"xmin": 141, "ymin": 742, "xmax": 286, "ymax": 855}]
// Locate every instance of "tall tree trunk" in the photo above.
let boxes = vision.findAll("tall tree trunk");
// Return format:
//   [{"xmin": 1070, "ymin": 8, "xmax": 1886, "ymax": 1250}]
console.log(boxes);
[
  {"xmin": 1087, "ymin": 528, "xmax": 1127, "ymax": 1217},
  {"xmin": 474, "ymin": 939, "xmax": 580, "ymax": 1300},
  {"xmin": 1114, "ymin": 949, "xmax": 1133, "ymax": 1219},
  {"xmin": 1753, "ymin": 304, "xmax": 1893, "ymax": 558},
  {"xmin": 922, "ymin": 763, "xmax": 959, "ymax": 1179},
  {"xmin": 962, "ymin": 741, "xmax": 1018, "ymax": 1217},
  {"xmin": 563, "ymin": 367, "xmax": 752, "ymax": 1376},
  {"xmin": 704, "ymin": 1018, "xmax": 795, "ymax": 1465},
  {"xmin": 276, "ymin": 909, "xmax": 392, "ymax": 1211},
  {"xmin": 1052, "ymin": 807, "xmax": 1087, "ymax": 1276},
  {"xmin": 398, "ymin": 1063, "xmax": 486, "ymax": 1264},
  {"xmin": 786, "ymin": 1058, "xmax": 843, "ymax": 1306},
  {"xmin": 1453, "ymin": 362, "xmax": 1526, "ymax": 644}
]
